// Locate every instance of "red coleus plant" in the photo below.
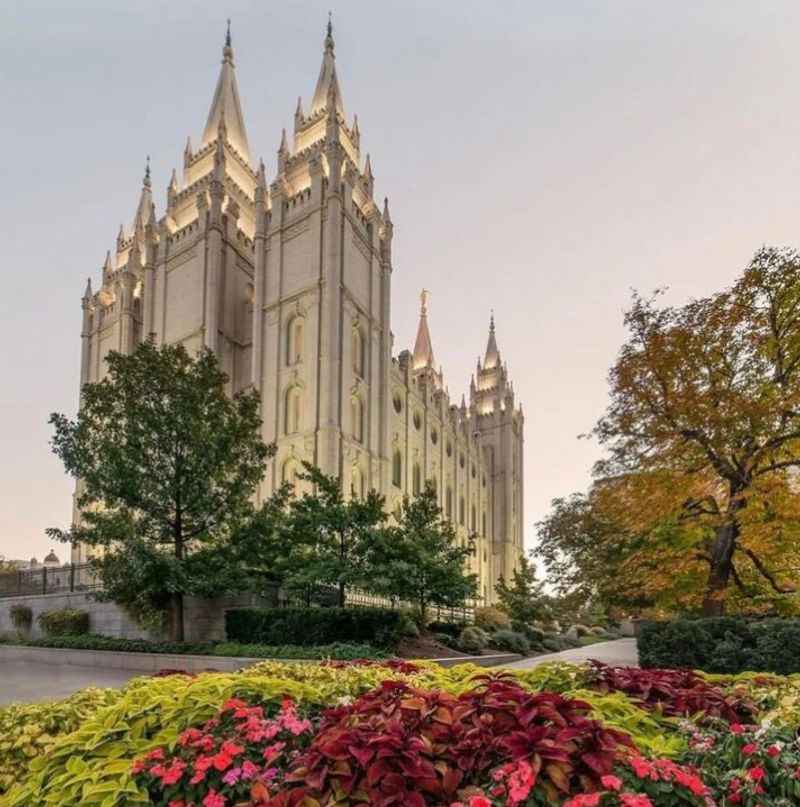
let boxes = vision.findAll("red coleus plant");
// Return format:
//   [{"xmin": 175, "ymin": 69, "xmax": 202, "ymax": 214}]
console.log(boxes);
[
  {"xmin": 265, "ymin": 675, "xmax": 634, "ymax": 807},
  {"xmin": 588, "ymin": 661, "xmax": 756, "ymax": 724},
  {"xmin": 132, "ymin": 697, "xmax": 314, "ymax": 807}
]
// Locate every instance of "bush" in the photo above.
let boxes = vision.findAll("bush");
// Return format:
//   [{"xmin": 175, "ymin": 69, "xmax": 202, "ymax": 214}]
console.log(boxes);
[
  {"xmin": 457, "ymin": 625, "xmax": 489, "ymax": 653},
  {"xmin": 213, "ymin": 642, "xmax": 386, "ymax": 660},
  {"xmin": 36, "ymin": 608, "xmax": 89, "ymax": 637},
  {"xmin": 542, "ymin": 636, "xmax": 562, "ymax": 652},
  {"xmin": 638, "ymin": 617, "xmax": 800, "ymax": 674},
  {"xmin": 397, "ymin": 612, "xmax": 419, "ymax": 638},
  {"xmin": 427, "ymin": 619, "xmax": 468, "ymax": 639},
  {"xmin": 490, "ymin": 629, "xmax": 530, "ymax": 655},
  {"xmin": 473, "ymin": 605, "xmax": 511, "ymax": 632},
  {"xmin": 8, "ymin": 605, "xmax": 32, "ymax": 635},
  {"xmin": 432, "ymin": 632, "xmax": 457, "ymax": 648},
  {"xmin": 513, "ymin": 621, "xmax": 545, "ymax": 643},
  {"xmin": 26, "ymin": 634, "xmax": 214, "ymax": 654},
  {"xmin": 225, "ymin": 606, "xmax": 402, "ymax": 648}
]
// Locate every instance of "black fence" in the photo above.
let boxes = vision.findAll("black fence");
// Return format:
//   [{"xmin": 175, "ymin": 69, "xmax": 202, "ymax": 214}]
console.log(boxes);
[
  {"xmin": 0, "ymin": 565, "xmax": 477, "ymax": 622},
  {"xmin": 0, "ymin": 562, "xmax": 100, "ymax": 598}
]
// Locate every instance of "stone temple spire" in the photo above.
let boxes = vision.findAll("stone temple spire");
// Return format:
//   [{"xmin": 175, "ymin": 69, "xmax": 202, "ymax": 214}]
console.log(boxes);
[
  {"xmin": 310, "ymin": 13, "xmax": 344, "ymax": 117},
  {"xmin": 412, "ymin": 289, "xmax": 435, "ymax": 371},
  {"xmin": 201, "ymin": 19, "xmax": 252, "ymax": 163},
  {"xmin": 483, "ymin": 310, "xmax": 500, "ymax": 369}
]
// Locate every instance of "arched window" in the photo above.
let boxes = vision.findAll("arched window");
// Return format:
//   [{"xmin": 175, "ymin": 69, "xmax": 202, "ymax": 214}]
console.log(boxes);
[
  {"xmin": 459, "ymin": 496, "xmax": 465, "ymax": 525},
  {"xmin": 282, "ymin": 459, "xmax": 302, "ymax": 495},
  {"xmin": 286, "ymin": 316, "xmax": 304, "ymax": 365},
  {"xmin": 412, "ymin": 463, "xmax": 421, "ymax": 496},
  {"xmin": 446, "ymin": 486, "xmax": 453, "ymax": 519},
  {"xmin": 430, "ymin": 476, "xmax": 437, "ymax": 495},
  {"xmin": 482, "ymin": 511, "xmax": 486, "ymax": 536},
  {"xmin": 471, "ymin": 503, "xmax": 476, "ymax": 532},
  {"xmin": 285, "ymin": 386, "xmax": 302, "ymax": 434},
  {"xmin": 392, "ymin": 450, "xmax": 402, "ymax": 487},
  {"xmin": 351, "ymin": 396, "xmax": 364, "ymax": 443},
  {"xmin": 352, "ymin": 326, "xmax": 364, "ymax": 377},
  {"xmin": 350, "ymin": 466, "xmax": 364, "ymax": 499}
]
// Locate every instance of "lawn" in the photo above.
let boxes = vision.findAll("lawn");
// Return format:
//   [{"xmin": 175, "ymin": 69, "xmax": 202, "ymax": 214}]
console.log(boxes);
[{"xmin": 1, "ymin": 658, "xmax": 797, "ymax": 806}]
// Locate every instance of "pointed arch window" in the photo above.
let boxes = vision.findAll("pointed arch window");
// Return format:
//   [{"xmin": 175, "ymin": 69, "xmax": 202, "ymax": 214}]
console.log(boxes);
[
  {"xmin": 287, "ymin": 316, "xmax": 304, "ymax": 365},
  {"xmin": 471, "ymin": 503, "xmax": 477, "ymax": 532},
  {"xmin": 446, "ymin": 486, "xmax": 453, "ymax": 519},
  {"xmin": 482, "ymin": 511, "xmax": 487, "ymax": 536},
  {"xmin": 392, "ymin": 450, "xmax": 402, "ymax": 488},
  {"xmin": 352, "ymin": 326, "xmax": 365, "ymax": 377},
  {"xmin": 412, "ymin": 463, "xmax": 422, "ymax": 496},
  {"xmin": 351, "ymin": 396, "xmax": 364, "ymax": 443},
  {"xmin": 285, "ymin": 386, "xmax": 302, "ymax": 434},
  {"xmin": 459, "ymin": 496, "xmax": 465, "ymax": 526}
]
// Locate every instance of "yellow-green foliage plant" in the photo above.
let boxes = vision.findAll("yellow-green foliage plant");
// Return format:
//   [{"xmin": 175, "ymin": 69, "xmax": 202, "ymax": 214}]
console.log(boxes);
[
  {"xmin": 0, "ymin": 687, "xmax": 122, "ymax": 795},
  {"xmin": 565, "ymin": 688, "xmax": 687, "ymax": 759},
  {"xmin": 701, "ymin": 670, "xmax": 800, "ymax": 728},
  {"xmin": 2, "ymin": 671, "xmax": 324, "ymax": 807}
]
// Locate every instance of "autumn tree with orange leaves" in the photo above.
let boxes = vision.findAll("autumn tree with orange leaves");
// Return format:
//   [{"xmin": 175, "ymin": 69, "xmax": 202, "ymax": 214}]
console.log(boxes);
[{"xmin": 540, "ymin": 247, "xmax": 800, "ymax": 616}]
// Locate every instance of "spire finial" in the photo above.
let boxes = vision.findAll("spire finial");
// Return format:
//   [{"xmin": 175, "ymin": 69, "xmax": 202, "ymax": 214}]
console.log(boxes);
[
  {"xmin": 143, "ymin": 155, "xmax": 151, "ymax": 188},
  {"xmin": 490, "ymin": 309, "xmax": 495, "ymax": 332},
  {"xmin": 226, "ymin": 18, "xmax": 231, "ymax": 48},
  {"xmin": 325, "ymin": 11, "xmax": 334, "ymax": 52},
  {"xmin": 420, "ymin": 288, "xmax": 430, "ymax": 316}
]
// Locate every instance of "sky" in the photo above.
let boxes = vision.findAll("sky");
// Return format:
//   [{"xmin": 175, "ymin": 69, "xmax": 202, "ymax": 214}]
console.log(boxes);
[{"xmin": 2, "ymin": 0, "xmax": 800, "ymax": 563}]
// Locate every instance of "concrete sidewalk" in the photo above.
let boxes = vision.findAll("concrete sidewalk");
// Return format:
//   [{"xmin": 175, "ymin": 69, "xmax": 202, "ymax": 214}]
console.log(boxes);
[{"xmin": 500, "ymin": 638, "xmax": 638, "ymax": 669}]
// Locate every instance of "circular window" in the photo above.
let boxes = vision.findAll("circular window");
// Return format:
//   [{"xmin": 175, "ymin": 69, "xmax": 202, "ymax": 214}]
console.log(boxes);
[
  {"xmin": 431, "ymin": 428, "xmax": 438, "ymax": 445},
  {"xmin": 459, "ymin": 453, "xmax": 465, "ymax": 469},
  {"xmin": 393, "ymin": 393, "xmax": 402, "ymax": 414},
  {"xmin": 446, "ymin": 441, "xmax": 453, "ymax": 457},
  {"xmin": 413, "ymin": 412, "xmax": 422, "ymax": 430}
]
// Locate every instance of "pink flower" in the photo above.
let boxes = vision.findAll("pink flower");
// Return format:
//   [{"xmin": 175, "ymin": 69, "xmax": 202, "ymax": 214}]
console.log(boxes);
[
  {"xmin": 220, "ymin": 740, "xmax": 244, "ymax": 757},
  {"xmin": 507, "ymin": 760, "xmax": 536, "ymax": 805},
  {"xmin": 563, "ymin": 795, "xmax": 601, "ymax": 807},
  {"xmin": 203, "ymin": 791, "xmax": 226, "ymax": 807},
  {"xmin": 469, "ymin": 797, "xmax": 491, "ymax": 807},
  {"xmin": 730, "ymin": 723, "xmax": 745, "ymax": 734},
  {"xmin": 601, "ymin": 774, "xmax": 623, "ymax": 791},
  {"xmin": 222, "ymin": 766, "xmax": 242, "ymax": 786},
  {"xmin": 212, "ymin": 751, "xmax": 233, "ymax": 771},
  {"xmin": 161, "ymin": 760, "xmax": 186, "ymax": 786},
  {"xmin": 767, "ymin": 745, "xmax": 781, "ymax": 758},
  {"xmin": 620, "ymin": 795, "xmax": 653, "ymax": 807},
  {"xmin": 747, "ymin": 766, "xmax": 766, "ymax": 782},
  {"xmin": 742, "ymin": 743, "xmax": 757, "ymax": 755},
  {"xmin": 241, "ymin": 760, "xmax": 259, "ymax": 780}
]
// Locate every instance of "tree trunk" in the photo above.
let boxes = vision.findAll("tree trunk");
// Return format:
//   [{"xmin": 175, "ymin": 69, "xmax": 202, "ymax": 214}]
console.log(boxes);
[
  {"xmin": 702, "ymin": 521, "xmax": 738, "ymax": 616},
  {"xmin": 169, "ymin": 592, "xmax": 185, "ymax": 641},
  {"xmin": 338, "ymin": 580, "xmax": 346, "ymax": 607}
]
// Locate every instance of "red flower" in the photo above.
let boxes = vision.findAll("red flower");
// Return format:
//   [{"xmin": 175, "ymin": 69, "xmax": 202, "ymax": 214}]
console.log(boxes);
[
  {"xmin": 601, "ymin": 774, "xmax": 622, "ymax": 791},
  {"xmin": 202, "ymin": 790, "xmax": 226, "ymax": 807},
  {"xmin": 741, "ymin": 743, "xmax": 757, "ymax": 755},
  {"xmin": 563, "ymin": 795, "xmax": 601, "ymax": 807},
  {"xmin": 620, "ymin": 795, "xmax": 653, "ymax": 807},
  {"xmin": 212, "ymin": 751, "xmax": 233, "ymax": 771},
  {"xmin": 747, "ymin": 766, "xmax": 766, "ymax": 782},
  {"xmin": 730, "ymin": 723, "xmax": 745, "ymax": 734},
  {"xmin": 469, "ymin": 797, "xmax": 492, "ymax": 807},
  {"xmin": 767, "ymin": 744, "xmax": 781, "ymax": 757}
]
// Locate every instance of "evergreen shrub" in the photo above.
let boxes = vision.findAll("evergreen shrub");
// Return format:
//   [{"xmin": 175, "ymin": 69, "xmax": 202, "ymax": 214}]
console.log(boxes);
[
  {"xmin": 638, "ymin": 617, "xmax": 800, "ymax": 674},
  {"xmin": 8, "ymin": 605, "xmax": 32, "ymax": 635},
  {"xmin": 427, "ymin": 620, "xmax": 468, "ymax": 639},
  {"xmin": 224, "ymin": 606, "xmax": 402, "ymax": 648},
  {"xmin": 457, "ymin": 625, "xmax": 489, "ymax": 653},
  {"xmin": 36, "ymin": 608, "xmax": 89, "ymax": 637},
  {"xmin": 491, "ymin": 629, "xmax": 530, "ymax": 655},
  {"xmin": 473, "ymin": 605, "xmax": 511, "ymax": 632}
]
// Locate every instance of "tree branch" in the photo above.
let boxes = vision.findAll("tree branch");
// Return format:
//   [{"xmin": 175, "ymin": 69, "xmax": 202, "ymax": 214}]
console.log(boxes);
[{"xmin": 739, "ymin": 547, "xmax": 797, "ymax": 594}]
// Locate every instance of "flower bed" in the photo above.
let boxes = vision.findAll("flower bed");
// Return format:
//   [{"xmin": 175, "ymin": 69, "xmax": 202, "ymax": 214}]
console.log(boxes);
[{"xmin": 3, "ymin": 660, "xmax": 800, "ymax": 806}]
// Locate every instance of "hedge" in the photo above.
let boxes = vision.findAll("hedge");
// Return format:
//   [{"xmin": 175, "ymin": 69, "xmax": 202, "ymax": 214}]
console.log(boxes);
[
  {"xmin": 5, "ymin": 634, "xmax": 385, "ymax": 660},
  {"xmin": 638, "ymin": 617, "xmax": 800, "ymax": 674},
  {"xmin": 225, "ymin": 606, "xmax": 403, "ymax": 647}
]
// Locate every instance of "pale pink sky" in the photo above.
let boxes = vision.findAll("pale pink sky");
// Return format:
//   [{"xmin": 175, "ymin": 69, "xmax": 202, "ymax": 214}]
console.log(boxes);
[{"xmin": 2, "ymin": 1, "xmax": 800, "ymax": 563}]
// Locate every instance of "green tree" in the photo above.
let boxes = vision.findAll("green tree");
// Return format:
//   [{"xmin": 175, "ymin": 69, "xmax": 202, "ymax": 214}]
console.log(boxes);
[
  {"xmin": 48, "ymin": 341, "xmax": 272, "ymax": 640},
  {"xmin": 278, "ymin": 463, "xmax": 388, "ymax": 606},
  {"xmin": 371, "ymin": 483, "xmax": 477, "ymax": 622},
  {"xmin": 495, "ymin": 555, "xmax": 549, "ymax": 625}
]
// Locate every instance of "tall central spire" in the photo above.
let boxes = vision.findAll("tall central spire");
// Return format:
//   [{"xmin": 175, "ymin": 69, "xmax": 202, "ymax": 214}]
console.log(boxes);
[
  {"xmin": 484, "ymin": 312, "xmax": 500, "ymax": 369},
  {"xmin": 201, "ymin": 20, "xmax": 252, "ymax": 163},
  {"xmin": 310, "ymin": 14, "xmax": 344, "ymax": 116},
  {"xmin": 413, "ymin": 289, "xmax": 436, "ymax": 370}
]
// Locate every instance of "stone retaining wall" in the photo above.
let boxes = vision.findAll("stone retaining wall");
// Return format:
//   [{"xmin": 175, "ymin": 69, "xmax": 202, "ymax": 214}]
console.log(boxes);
[{"xmin": 0, "ymin": 591, "xmax": 265, "ymax": 642}]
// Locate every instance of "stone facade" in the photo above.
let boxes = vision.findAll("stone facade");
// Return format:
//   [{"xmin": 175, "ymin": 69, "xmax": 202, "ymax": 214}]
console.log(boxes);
[{"xmin": 71, "ymin": 21, "xmax": 525, "ymax": 602}]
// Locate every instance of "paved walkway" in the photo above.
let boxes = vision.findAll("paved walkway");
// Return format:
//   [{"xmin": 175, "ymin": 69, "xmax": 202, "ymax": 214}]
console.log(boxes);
[
  {"xmin": 0, "ymin": 660, "xmax": 137, "ymax": 705},
  {"xmin": 501, "ymin": 638, "xmax": 638, "ymax": 669}
]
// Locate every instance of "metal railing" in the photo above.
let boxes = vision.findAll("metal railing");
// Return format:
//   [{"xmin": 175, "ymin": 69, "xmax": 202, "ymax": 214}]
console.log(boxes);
[
  {"xmin": 0, "ymin": 562, "xmax": 101, "ymax": 598},
  {"xmin": 0, "ymin": 565, "xmax": 478, "ymax": 622}
]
